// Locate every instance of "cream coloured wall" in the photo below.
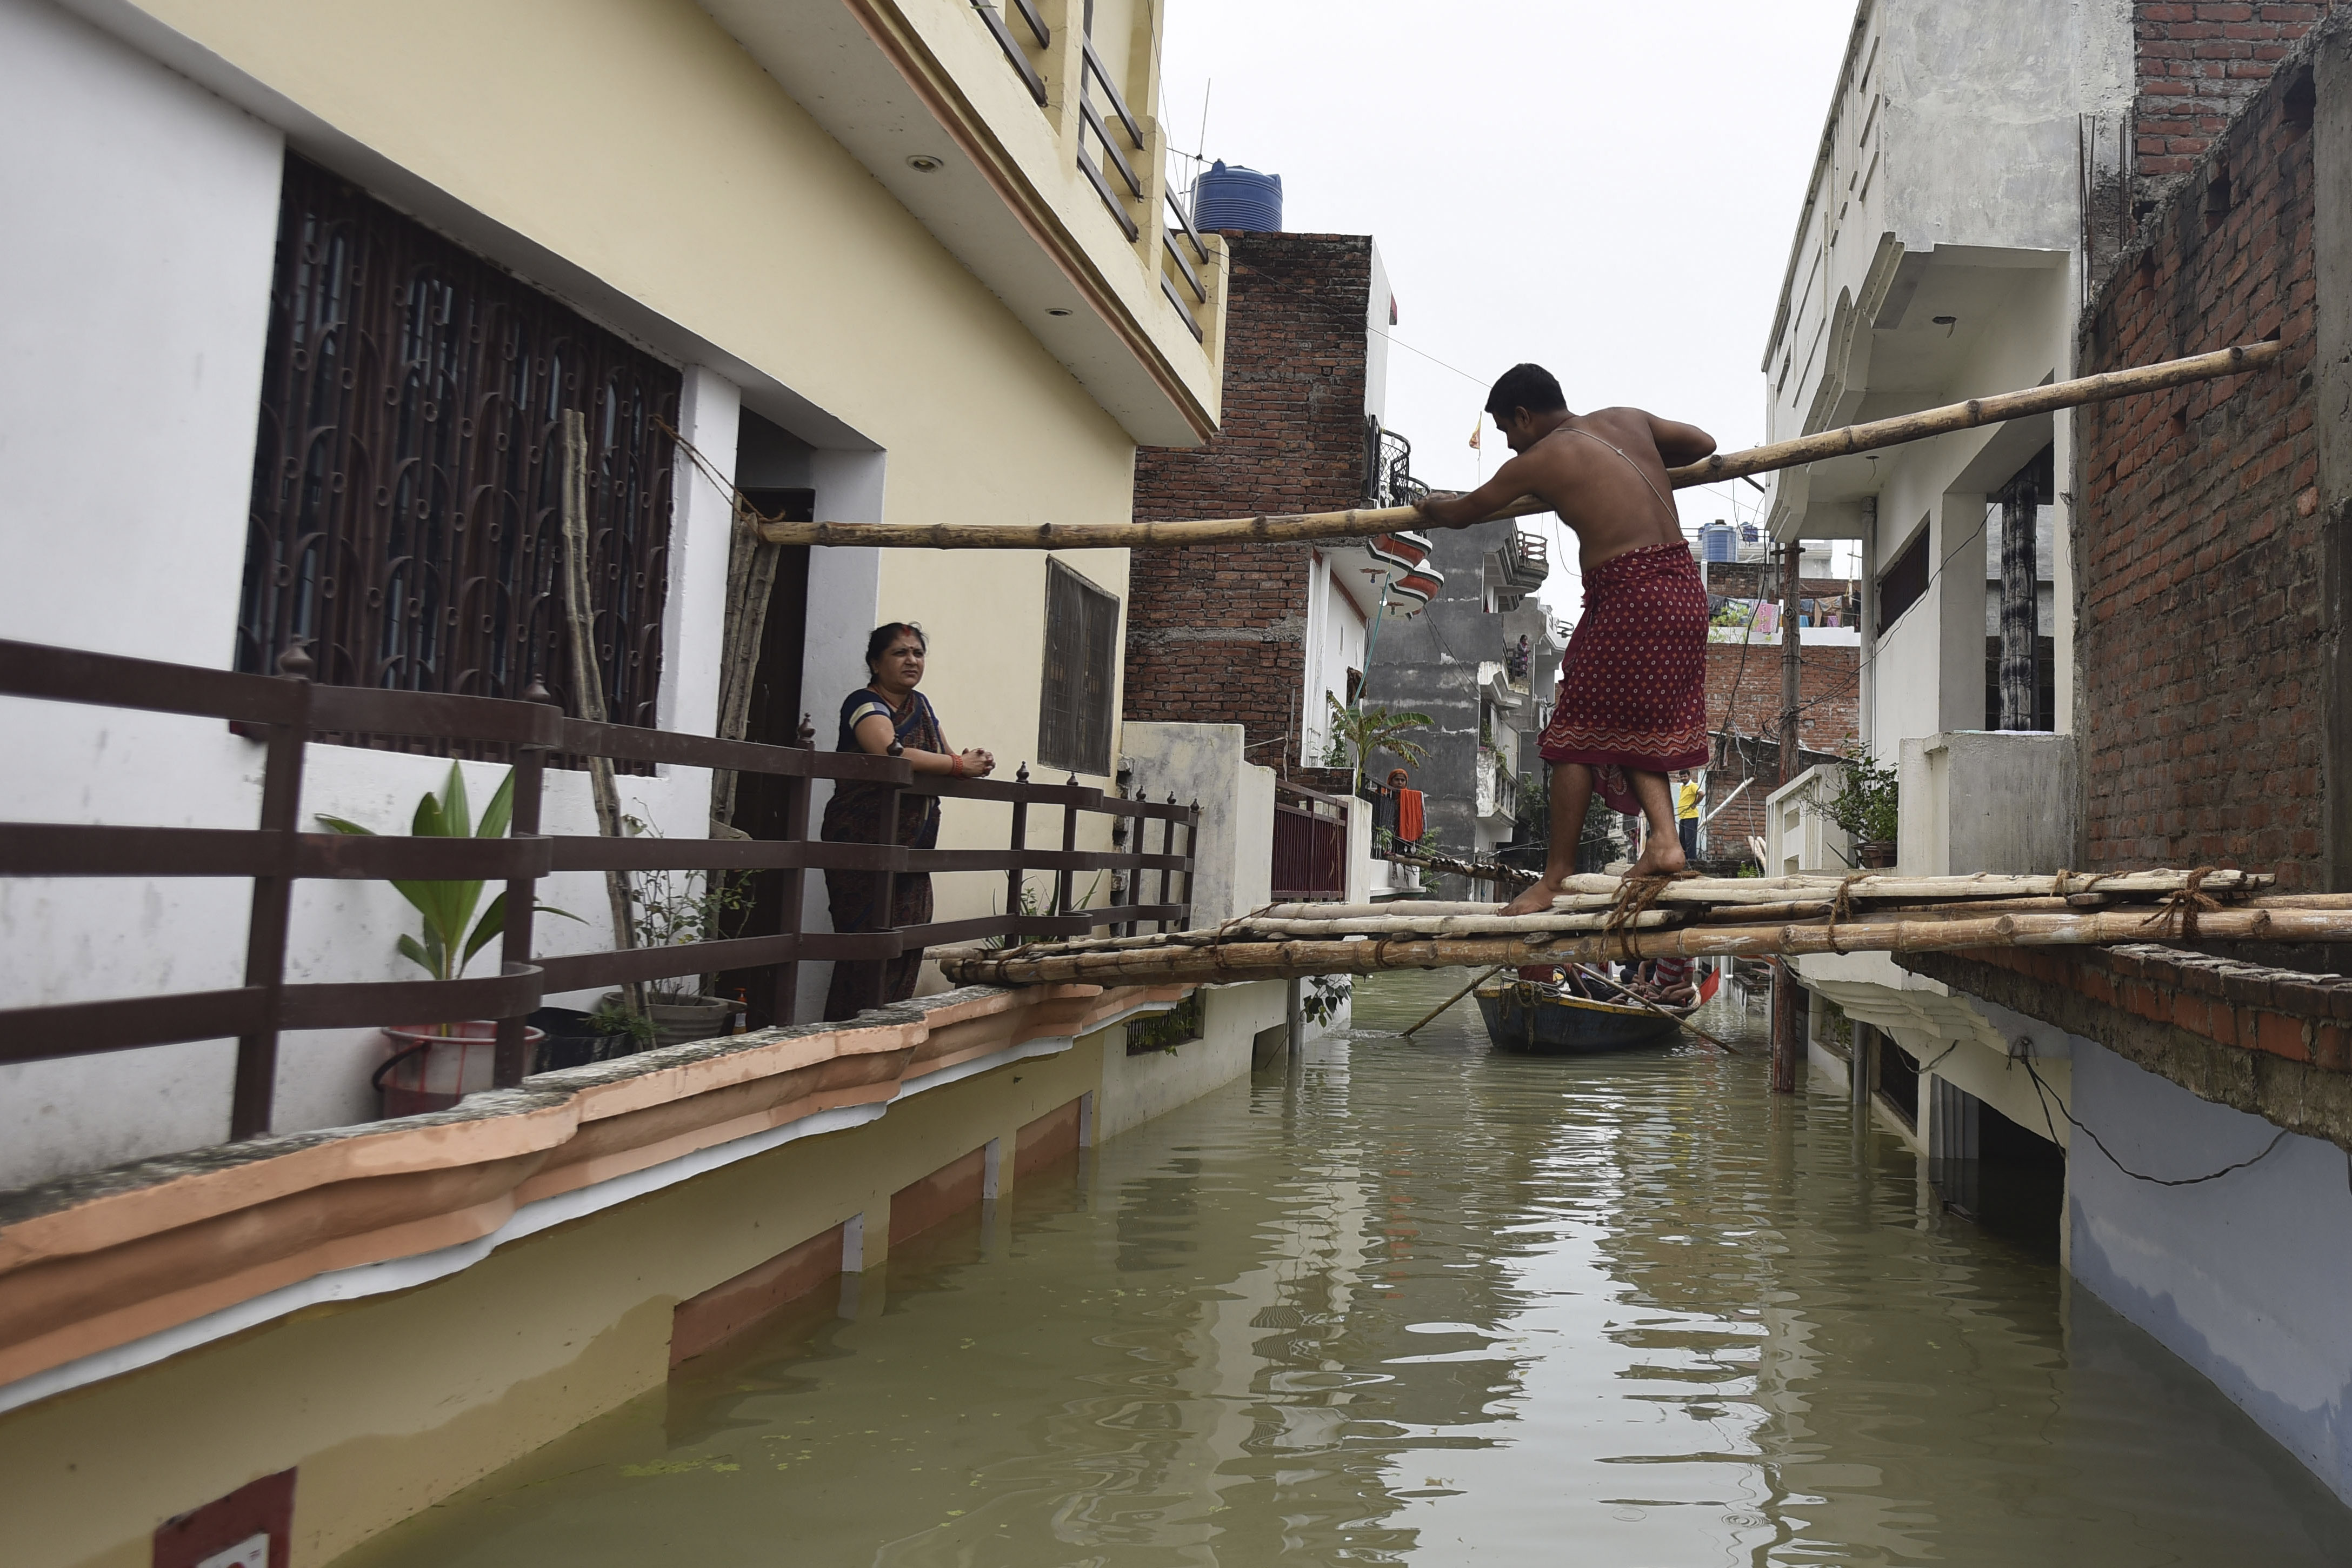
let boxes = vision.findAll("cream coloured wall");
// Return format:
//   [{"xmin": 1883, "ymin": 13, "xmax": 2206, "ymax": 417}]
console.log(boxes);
[
  {"xmin": 30, "ymin": 0, "xmax": 1183, "ymax": 1024},
  {"xmin": 0, "ymin": 983, "xmax": 1278, "ymax": 1567},
  {"xmin": 100, "ymin": 0, "xmax": 1159, "ymax": 513},
  {"xmin": 0, "ymin": 1032, "xmax": 1108, "ymax": 1568}
]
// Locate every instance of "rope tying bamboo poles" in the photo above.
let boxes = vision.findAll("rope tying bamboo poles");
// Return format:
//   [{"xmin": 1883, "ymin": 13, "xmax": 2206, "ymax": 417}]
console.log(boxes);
[
  {"xmin": 759, "ymin": 341, "xmax": 2282, "ymax": 551},
  {"xmin": 935, "ymin": 866, "xmax": 2340, "ymax": 988}
]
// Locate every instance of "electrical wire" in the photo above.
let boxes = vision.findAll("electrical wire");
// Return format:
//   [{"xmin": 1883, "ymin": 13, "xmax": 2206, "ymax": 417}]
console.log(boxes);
[
  {"xmin": 1367, "ymin": 324, "xmax": 1493, "ymax": 389},
  {"xmin": 2018, "ymin": 1051, "xmax": 2290, "ymax": 1186}
]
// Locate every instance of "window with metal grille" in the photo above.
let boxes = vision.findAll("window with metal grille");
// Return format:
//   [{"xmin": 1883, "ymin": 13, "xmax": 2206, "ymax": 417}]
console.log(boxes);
[
  {"xmin": 1875, "ymin": 518, "xmax": 1930, "ymax": 635},
  {"xmin": 1038, "ymin": 562, "xmax": 1120, "ymax": 775},
  {"xmin": 235, "ymin": 154, "xmax": 679, "ymax": 762}
]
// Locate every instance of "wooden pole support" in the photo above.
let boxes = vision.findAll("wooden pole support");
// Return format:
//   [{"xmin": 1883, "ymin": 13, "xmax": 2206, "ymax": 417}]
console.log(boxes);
[
  {"xmin": 757, "ymin": 341, "xmax": 2283, "ymax": 551},
  {"xmin": 1769, "ymin": 960, "xmax": 1798, "ymax": 1094}
]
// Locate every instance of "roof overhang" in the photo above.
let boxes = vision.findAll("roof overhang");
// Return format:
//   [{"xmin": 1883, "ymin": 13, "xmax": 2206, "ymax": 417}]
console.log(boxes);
[
  {"xmin": 699, "ymin": 0, "xmax": 1218, "ymax": 446},
  {"xmin": 1770, "ymin": 244, "xmax": 2067, "ymax": 541}
]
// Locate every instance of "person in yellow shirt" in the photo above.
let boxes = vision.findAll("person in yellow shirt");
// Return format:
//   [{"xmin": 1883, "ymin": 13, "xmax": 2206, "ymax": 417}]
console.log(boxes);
[{"xmin": 1674, "ymin": 771, "xmax": 1702, "ymax": 862}]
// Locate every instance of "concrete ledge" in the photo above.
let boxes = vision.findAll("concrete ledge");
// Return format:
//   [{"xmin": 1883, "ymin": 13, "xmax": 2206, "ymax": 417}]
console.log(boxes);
[
  {"xmin": 1903, "ymin": 945, "xmax": 2352, "ymax": 1150},
  {"xmin": 0, "ymin": 981, "xmax": 1184, "ymax": 1398}
]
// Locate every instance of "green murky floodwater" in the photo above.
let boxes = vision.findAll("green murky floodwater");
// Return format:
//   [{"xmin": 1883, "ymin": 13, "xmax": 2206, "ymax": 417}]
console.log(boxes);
[{"xmin": 344, "ymin": 970, "xmax": 2352, "ymax": 1565}]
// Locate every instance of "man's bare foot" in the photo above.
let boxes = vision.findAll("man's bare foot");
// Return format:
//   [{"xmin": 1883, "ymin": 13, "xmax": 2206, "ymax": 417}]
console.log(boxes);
[
  {"xmin": 1626, "ymin": 840, "xmax": 1688, "ymax": 879},
  {"xmin": 1501, "ymin": 875, "xmax": 1565, "ymax": 917}
]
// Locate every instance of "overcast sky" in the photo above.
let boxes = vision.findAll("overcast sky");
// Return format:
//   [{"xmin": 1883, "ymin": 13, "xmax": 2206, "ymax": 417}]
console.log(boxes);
[{"xmin": 1156, "ymin": 0, "xmax": 1860, "ymax": 616}]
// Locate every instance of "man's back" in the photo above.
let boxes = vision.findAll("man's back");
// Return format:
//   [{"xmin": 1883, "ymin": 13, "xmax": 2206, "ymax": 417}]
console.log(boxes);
[{"xmin": 1509, "ymin": 408, "xmax": 1707, "ymax": 570}]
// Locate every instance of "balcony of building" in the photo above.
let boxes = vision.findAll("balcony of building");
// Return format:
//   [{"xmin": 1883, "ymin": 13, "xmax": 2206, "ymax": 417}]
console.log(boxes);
[{"xmin": 697, "ymin": 0, "xmax": 1226, "ymax": 445}]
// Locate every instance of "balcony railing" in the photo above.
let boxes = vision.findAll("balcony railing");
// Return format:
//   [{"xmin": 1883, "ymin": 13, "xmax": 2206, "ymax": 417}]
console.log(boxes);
[
  {"xmin": 1271, "ymin": 782, "xmax": 1349, "ymax": 901},
  {"xmin": 1161, "ymin": 189, "xmax": 1210, "ymax": 341},
  {"xmin": 1075, "ymin": 35, "xmax": 1145, "ymax": 241},
  {"xmin": 0, "ymin": 638, "xmax": 1195, "ymax": 1140},
  {"xmin": 968, "ymin": 0, "xmax": 1209, "ymax": 343},
  {"xmin": 971, "ymin": 0, "xmax": 1049, "ymax": 103},
  {"xmin": 1491, "ymin": 526, "xmax": 1550, "ymax": 609}
]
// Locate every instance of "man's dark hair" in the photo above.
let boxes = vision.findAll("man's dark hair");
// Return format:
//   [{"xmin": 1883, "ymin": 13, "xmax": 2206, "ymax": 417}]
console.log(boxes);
[{"xmin": 1485, "ymin": 363, "xmax": 1566, "ymax": 419}]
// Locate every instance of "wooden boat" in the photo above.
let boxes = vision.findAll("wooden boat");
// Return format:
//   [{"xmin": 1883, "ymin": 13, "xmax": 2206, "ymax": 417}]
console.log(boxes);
[{"xmin": 1473, "ymin": 968, "xmax": 1717, "ymax": 1056}]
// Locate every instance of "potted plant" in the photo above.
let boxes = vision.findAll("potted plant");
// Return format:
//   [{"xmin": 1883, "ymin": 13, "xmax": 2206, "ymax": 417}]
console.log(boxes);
[
  {"xmin": 1820, "ymin": 746, "xmax": 1901, "ymax": 869},
  {"xmin": 317, "ymin": 763, "xmax": 577, "ymax": 1115},
  {"xmin": 621, "ymin": 816, "xmax": 753, "ymax": 1046}
]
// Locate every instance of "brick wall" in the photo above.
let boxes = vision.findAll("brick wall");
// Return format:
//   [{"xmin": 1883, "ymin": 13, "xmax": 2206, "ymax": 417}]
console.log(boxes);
[
  {"xmin": 1698, "ymin": 639, "xmax": 1859, "ymax": 856},
  {"xmin": 1907, "ymin": 943, "xmax": 2352, "ymax": 1148},
  {"xmin": 2079, "ymin": 32, "xmax": 2326, "ymax": 886},
  {"xmin": 2135, "ymin": 2, "xmax": 2338, "ymax": 205},
  {"xmin": 1126, "ymin": 234, "xmax": 1374, "ymax": 756}
]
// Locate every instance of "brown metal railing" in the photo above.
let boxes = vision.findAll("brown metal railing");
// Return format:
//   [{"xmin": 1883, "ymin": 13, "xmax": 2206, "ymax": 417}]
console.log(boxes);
[
  {"xmin": 0, "ymin": 638, "xmax": 1194, "ymax": 1140},
  {"xmin": 1271, "ymin": 782, "xmax": 1349, "ymax": 902},
  {"xmin": 971, "ymin": 0, "xmax": 1048, "ymax": 103}
]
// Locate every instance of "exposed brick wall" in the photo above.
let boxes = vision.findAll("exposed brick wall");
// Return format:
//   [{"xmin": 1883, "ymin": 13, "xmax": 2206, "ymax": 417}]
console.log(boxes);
[
  {"xmin": 1698, "ymin": 639, "xmax": 1859, "ymax": 855},
  {"xmin": 1907, "ymin": 944, "xmax": 2352, "ymax": 1149},
  {"xmin": 1126, "ymin": 235, "xmax": 1374, "ymax": 756},
  {"xmin": 2079, "ymin": 32, "xmax": 2326, "ymax": 887},
  {"xmin": 1704, "ymin": 641, "xmax": 1859, "ymax": 752},
  {"xmin": 2134, "ymin": 2, "xmax": 2338, "ymax": 204}
]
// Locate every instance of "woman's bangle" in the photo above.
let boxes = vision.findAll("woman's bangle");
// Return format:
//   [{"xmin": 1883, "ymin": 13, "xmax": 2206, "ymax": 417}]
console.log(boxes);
[{"xmin": 949, "ymin": 754, "xmax": 964, "ymax": 778}]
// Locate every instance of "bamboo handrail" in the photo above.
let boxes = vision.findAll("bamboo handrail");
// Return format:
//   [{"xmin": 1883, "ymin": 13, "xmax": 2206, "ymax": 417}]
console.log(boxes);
[{"xmin": 759, "ymin": 341, "xmax": 2283, "ymax": 551}]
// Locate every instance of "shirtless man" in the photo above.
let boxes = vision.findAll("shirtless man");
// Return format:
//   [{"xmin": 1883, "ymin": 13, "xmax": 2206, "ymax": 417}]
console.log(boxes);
[{"xmin": 1417, "ymin": 363, "xmax": 1716, "ymax": 915}]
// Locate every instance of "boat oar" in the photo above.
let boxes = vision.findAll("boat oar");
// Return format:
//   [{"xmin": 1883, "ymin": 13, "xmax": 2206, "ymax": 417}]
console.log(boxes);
[
  {"xmin": 1402, "ymin": 966, "xmax": 1507, "ymax": 1037},
  {"xmin": 1572, "ymin": 963, "xmax": 1740, "ymax": 1055}
]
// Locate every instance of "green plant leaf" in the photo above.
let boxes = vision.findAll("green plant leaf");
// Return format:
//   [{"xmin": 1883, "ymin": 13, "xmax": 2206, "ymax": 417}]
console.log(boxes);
[
  {"xmin": 396, "ymin": 932, "xmax": 437, "ymax": 978},
  {"xmin": 477, "ymin": 768, "xmax": 516, "ymax": 840},
  {"xmin": 411, "ymin": 786, "xmax": 444, "ymax": 839},
  {"xmin": 464, "ymin": 892, "xmax": 507, "ymax": 968},
  {"xmin": 314, "ymin": 814, "xmax": 377, "ymax": 837},
  {"xmin": 441, "ymin": 762, "xmax": 472, "ymax": 839}
]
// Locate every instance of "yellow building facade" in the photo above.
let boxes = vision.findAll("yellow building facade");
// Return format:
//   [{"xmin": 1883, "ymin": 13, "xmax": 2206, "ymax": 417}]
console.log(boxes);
[{"xmin": 0, "ymin": 0, "xmax": 1264, "ymax": 1560}]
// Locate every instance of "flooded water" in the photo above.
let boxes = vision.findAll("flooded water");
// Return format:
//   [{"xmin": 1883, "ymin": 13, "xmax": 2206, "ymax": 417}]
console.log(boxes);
[{"xmin": 344, "ymin": 970, "xmax": 2352, "ymax": 1565}]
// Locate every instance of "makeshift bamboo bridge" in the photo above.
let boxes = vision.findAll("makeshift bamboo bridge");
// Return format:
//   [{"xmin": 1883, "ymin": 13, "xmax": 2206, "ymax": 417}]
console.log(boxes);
[{"xmin": 937, "ymin": 868, "xmax": 2352, "ymax": 989}]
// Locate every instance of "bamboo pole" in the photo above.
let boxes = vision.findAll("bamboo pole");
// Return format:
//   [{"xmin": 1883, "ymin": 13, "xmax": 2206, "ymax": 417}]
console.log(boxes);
[
  {"xmin": 758, "ymin": 341, "xmax": 2283, "ymax": 551},
  {"xmin": 998, "ymin": 890, "xmax": 2347, "ymax": 956},
  {"xmin": 1552, "ymin": 869, "xmax": 2268, "ymax": 903},
  {"xmin": 1401, "ymin": 966, "xmax": 1505, "ymax": 1037},
  {"xmin": 1569, "ymin": 963, "xmax": 1740, "ymax": 1055},
  {"xmin": 560, "ymin": 411, "xmax": 643, "ymax": 1019},
  {"xmin": 937, "ymin": 904, "xmax": 2352, "ymax": 987},
  {"xmin": 1282, "ymin": 870, "xmax": 2266, "ymax": 917}
]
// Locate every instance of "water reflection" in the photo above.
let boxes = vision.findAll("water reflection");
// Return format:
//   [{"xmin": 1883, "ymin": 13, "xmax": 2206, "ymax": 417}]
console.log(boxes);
[{"xmin": 341, "ymin": 971, "xmax": 2352, "ymax": 1566}]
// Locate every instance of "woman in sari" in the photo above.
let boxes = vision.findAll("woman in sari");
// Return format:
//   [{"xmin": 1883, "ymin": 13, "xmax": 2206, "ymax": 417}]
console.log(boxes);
[{"xmin": 821, "ymin": 623, "xmax": 995, "ymax": 1020}]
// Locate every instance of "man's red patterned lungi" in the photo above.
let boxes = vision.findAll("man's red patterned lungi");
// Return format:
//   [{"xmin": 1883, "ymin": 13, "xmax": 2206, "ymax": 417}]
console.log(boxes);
[{"xmin": 1536, "ymin": 539, "xmax": 1709, "ymax": 816}]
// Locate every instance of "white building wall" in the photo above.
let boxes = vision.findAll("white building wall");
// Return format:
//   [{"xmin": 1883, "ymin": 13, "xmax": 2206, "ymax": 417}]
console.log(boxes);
[
  {"xmin": 1300, "ymin": 553, "xmax": 1367, "ymax": 769},
  {"xmin": 0, "ymin": 0, "xmax": 287, "ymax": 1185},
  {"xmin": 2068, "ymin": 1037, "xmax": 2352, "ymax": 1508},
  {"xmin": 0, "ymin": 1, "xmax": 743, "ymax": 1182}
]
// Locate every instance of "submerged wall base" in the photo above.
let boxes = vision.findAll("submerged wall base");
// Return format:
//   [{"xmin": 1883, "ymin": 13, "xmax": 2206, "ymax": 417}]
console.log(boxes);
[{"xmin": 0, "ymin": 978, "xmax": 1281, "ymax": 1568}]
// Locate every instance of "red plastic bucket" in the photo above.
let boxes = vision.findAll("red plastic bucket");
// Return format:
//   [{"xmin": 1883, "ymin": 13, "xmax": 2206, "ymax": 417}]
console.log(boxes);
[{"xmin": 376, "ymin": 1022, "xmax": 544, "ymax": 1118}]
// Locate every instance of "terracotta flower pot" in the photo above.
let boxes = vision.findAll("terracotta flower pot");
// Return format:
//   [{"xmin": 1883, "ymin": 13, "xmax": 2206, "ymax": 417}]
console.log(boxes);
[{"xmin": 376, "ymin": 1021, "xmax": 545, "ymax": 1118}]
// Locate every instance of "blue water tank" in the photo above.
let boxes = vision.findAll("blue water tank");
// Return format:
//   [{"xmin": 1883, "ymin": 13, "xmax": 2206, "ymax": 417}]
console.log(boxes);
[
  {"xmin": 1701, "ymin": 522, "xmax": 1737, "ymax": 562},
  {"xmin": 1194, "ymin": 161, "xmax": 1283, "ymax": 232}
]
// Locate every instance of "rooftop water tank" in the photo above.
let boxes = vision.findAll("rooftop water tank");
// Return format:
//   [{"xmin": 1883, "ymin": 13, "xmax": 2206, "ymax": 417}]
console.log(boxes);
[
  {"xmin": 1194, "ymin": 161, "xmax": 1283, "ymax": 232},
  {"xmin": 1701, "ymin": 521, "xmax": 1737, "ymax": 562}
]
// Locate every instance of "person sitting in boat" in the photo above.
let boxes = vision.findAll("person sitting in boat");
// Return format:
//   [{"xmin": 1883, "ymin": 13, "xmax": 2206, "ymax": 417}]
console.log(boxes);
[{"xmin": 1631, "ymin": 955, "xmax": 1697, "ymax": 1007}]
